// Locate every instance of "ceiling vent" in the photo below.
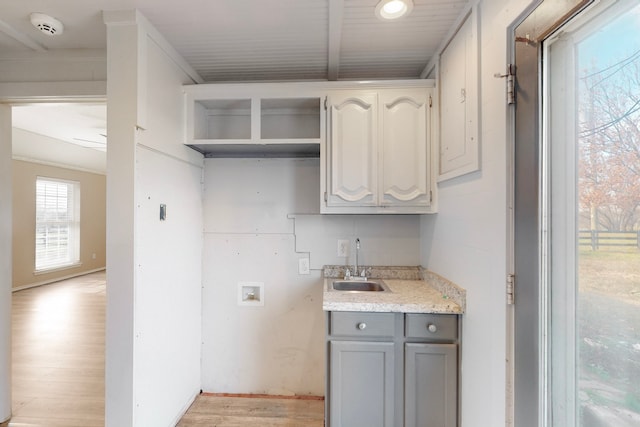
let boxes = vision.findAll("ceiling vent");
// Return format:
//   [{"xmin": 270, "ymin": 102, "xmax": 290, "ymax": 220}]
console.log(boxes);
[{"xmin": 30, "ymin": 13, "xmax": 64, "ymax": 36}]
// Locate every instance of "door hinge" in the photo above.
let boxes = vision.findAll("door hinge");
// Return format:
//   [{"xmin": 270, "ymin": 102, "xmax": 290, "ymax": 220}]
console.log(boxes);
[
  {"xmin": 324, "ymin": 97, "xmax": 328, "ymax": 110},
  {"xmin": 507, "ymin": 273, "xmax": 515, "ymax": 305},
  {"xmin": 324, "ymin": 191, "xmax": 328, "ymax": 202},
  {"xmin": 429, "ymin": 190, "xmax": 433, "ymax": 202},
  {"xmin": 494, "ymin": 64, "xmax": 516, "ymax": 105},
  {"xmin": 429, "ymin": 95, "xmax": 433, "ymax": 108}
]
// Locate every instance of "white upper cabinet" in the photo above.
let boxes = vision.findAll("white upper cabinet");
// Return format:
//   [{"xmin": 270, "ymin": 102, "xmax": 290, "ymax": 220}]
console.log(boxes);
[
  {"xmin": 323, "ymin": 84, "xmax": 435, "ymax": 214},
  {"xmin": 183, "ymin": 81, "xmax": 436, "ymax": 214}
]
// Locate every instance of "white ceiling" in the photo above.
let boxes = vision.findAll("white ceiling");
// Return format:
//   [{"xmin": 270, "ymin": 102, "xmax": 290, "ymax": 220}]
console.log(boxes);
[
  {"xmin": 12, "ymin": 103, "xmax": 107, "ymax": 151},
  {"xmin": 0, "ymin": 0, "xmax": 469, "ymax": 81},
  {"xmin": 1, "ymin": 0, "xmax": 469, "ymax": 153}
]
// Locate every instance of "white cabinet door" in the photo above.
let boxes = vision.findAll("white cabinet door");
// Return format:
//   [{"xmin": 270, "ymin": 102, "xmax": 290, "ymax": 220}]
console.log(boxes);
[
  {"xmin": 323, "ymin": 85, "xmax": 435, "ymax": 214},
  {"xmin": 380, "ymin": 89, "xmax": 430, "ymax": 207},
  {"xmin": 326, "ymin": 92, "xmax": 378, "ymax": 207},
  {"xmin": 438, "ymin": 10, "xmax": 479, "ymax": 181}
]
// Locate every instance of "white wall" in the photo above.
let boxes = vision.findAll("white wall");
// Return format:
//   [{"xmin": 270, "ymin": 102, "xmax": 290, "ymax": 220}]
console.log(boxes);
[
  {"xmin": 420, "ymin": 0, "xmax": 532, "ymax": 426},
  {"xmin": 295, "ymin": 214, "xmax": 422, "ymax": 269},
  {"xmin": 0, "ymin": 49, "xmax": 106, "ymax": 84},
  {"xmin": 104, "ymin": 11, "xmax": 203, "ymax": 427},
  {"xmin": 135, "ymin": 146, "xmax": 202, "ymax": 424},
  {"xmin": 202, "ymin": 158, "xmax": 324, "ymax": 395},
  {"xmin": 133, "ymin": 34, "xmax": 203, "ymax": 426},
  {"xmin": 201, "ymin": 158, "xmax": 421, "ymax": 395},
  {"xmin": 0, "ymin": 105, "xmax": 12, "ymax": 422},
  {"xmin": 0, "ymin": 49, "xmax": 106, "ymax": 100}
]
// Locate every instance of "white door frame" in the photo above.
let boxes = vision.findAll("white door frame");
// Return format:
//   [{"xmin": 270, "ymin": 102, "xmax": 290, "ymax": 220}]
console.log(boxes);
[
  {"xmin": 508, "ymin": 1, "xmax": 594, "ymax": 426},
  {"xmin": 0, "ymin": 86, "xmax": 106, "ymax": 423}
]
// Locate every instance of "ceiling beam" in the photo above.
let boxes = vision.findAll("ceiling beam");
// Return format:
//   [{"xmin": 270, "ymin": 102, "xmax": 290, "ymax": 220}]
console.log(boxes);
[
  {"xmin": 0, "ymin": 19, "xmax": 46, "ymax": 52},
  {"xmin": 327, "ymin": 0, "xmax": 344, "ymax": 81}
]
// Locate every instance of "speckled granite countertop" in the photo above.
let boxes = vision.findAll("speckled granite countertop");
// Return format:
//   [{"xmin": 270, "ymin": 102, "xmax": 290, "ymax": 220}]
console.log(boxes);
[{"xmin": 322, "ymin": 266, "xmax": 465, "ymax": 314}]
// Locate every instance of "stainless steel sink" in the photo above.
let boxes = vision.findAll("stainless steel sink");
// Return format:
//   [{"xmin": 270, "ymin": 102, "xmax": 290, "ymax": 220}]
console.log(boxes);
[{"xmin": 332, "ymin": 280, "xmax": 388, "ymax": 292}]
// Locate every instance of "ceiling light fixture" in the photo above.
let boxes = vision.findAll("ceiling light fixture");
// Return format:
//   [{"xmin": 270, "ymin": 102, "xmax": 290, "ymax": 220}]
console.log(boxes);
[
  {"xmin": 30, "ymin": 13, "xmax": 64, "ymax": 36},
  {"xmin": 375, "ymin": 0, "xmax": 413, "ymax": 20}
]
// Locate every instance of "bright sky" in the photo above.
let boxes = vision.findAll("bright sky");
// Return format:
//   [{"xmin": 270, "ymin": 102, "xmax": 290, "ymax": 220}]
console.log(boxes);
[{"xmin": 578, "ymin": 2, "xmax": 640, "ymax": 70}]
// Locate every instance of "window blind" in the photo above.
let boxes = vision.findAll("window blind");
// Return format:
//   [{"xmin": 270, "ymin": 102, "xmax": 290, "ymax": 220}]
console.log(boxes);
[{"xmin": 35, "ymin": 177, "xmax": 80, "ymax": 271}]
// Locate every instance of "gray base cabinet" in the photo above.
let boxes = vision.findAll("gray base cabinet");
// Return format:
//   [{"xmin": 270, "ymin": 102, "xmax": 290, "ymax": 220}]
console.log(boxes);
[
  {"xmin": 329, "ymin": 341, "xmax": 395, "ymax": 427},
  {"xmin": 405, "ymin": 343, "xmax": 458, "ymax": 427},
  {"xmin": 326, "ymin": 311, "xmax": 459, "ymax": 427}
]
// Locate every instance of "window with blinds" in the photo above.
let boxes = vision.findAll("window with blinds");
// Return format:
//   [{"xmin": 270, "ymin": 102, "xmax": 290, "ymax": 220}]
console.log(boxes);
[{"xmin": 35, "ymin": 177, "xmax": 81, "ymax": 272}]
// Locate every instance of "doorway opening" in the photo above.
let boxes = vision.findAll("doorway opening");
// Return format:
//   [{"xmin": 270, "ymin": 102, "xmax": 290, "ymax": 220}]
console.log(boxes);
[
  {"xmin": 4, "ymin": 101, "xmax": 107, "ymax": 426},
  {"xmin": 512, "ymin": 0, "xmax": 640, "ymax": 425},
  {"xmin": 543, "ymin": 0, "xmax": 640, "ymax": 424}
]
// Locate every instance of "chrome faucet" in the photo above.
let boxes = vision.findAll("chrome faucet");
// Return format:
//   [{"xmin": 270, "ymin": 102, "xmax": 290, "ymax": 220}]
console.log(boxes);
[
  {"xmin": 354, "ymin": 238, "xmax": 368, "ymax": 279},
  {"xmin": 343, "ymin": 238, "xmax": 367, "ymax": 280},
  {"xmin": 355, "ymin": 238, "xmax": 361, "ymax": 277}
]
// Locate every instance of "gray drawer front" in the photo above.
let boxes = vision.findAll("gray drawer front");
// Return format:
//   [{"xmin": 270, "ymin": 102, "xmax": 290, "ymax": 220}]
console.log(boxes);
[
  {"xmin": 330, "ymin": 312, "xmax": 395, "ymax": 338},
  {"xmin": 405, "ymin": 313, "xmax": 458, "ymax": 340}
]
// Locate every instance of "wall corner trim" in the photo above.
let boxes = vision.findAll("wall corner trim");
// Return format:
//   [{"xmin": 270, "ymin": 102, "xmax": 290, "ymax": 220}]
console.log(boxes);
[{"xmin": 102, "ymin": 9, "xmax": 204, "ymax": 85}]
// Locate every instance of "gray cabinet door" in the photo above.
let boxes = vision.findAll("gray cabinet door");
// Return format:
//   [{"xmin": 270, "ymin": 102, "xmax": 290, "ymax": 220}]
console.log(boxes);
[
  {"xmin": 405, "ymin": 343, "xmax": 457, "ymax": 427},
  {"xmin": 329, "ymin": 340, "xmax": 395, "ymax": 427}
]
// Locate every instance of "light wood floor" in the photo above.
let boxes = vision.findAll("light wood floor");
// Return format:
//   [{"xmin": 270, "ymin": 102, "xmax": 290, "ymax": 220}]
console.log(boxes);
[
  {"xmin": 2, "ymin": 271, "xmax": 106, "ymax": 427},
  {"xmin": 2, "ymin": 272, "xmax": 325, "ymax": 426},
  {"xmin": 178, "ymin": 394, "xmax": 325, "ymax": 427}
]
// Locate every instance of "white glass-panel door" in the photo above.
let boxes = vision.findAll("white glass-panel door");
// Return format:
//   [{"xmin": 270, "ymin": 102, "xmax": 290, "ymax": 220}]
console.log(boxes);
[{"xmin": 544, "ymin": 0, "xmax": 640, "ymax": 425}]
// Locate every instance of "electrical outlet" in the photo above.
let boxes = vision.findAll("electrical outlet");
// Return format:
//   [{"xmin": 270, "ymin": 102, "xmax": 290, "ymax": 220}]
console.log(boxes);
[
  {"xmin": 298, "ymin": 257, "xmax": 310, "ymax": 275},
  {"xmin": 337, "ymin": 239, "xmax": 350, "ymax": 257}
]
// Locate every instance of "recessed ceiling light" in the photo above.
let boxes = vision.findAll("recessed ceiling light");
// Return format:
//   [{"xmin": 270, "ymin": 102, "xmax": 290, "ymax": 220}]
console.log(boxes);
[
  {"xmin": 375, "ymin": 0, "xmax": 413, "ymax": 20},
  {"xmin": 30, "ymin": 13, "xmax": 64, "ymax": 36}
]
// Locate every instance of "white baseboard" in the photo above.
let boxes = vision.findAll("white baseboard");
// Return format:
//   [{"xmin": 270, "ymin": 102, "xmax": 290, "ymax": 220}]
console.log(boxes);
[{"xmin": 12, "ymin": 267, "xmax": 106, "ymax": 292}]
